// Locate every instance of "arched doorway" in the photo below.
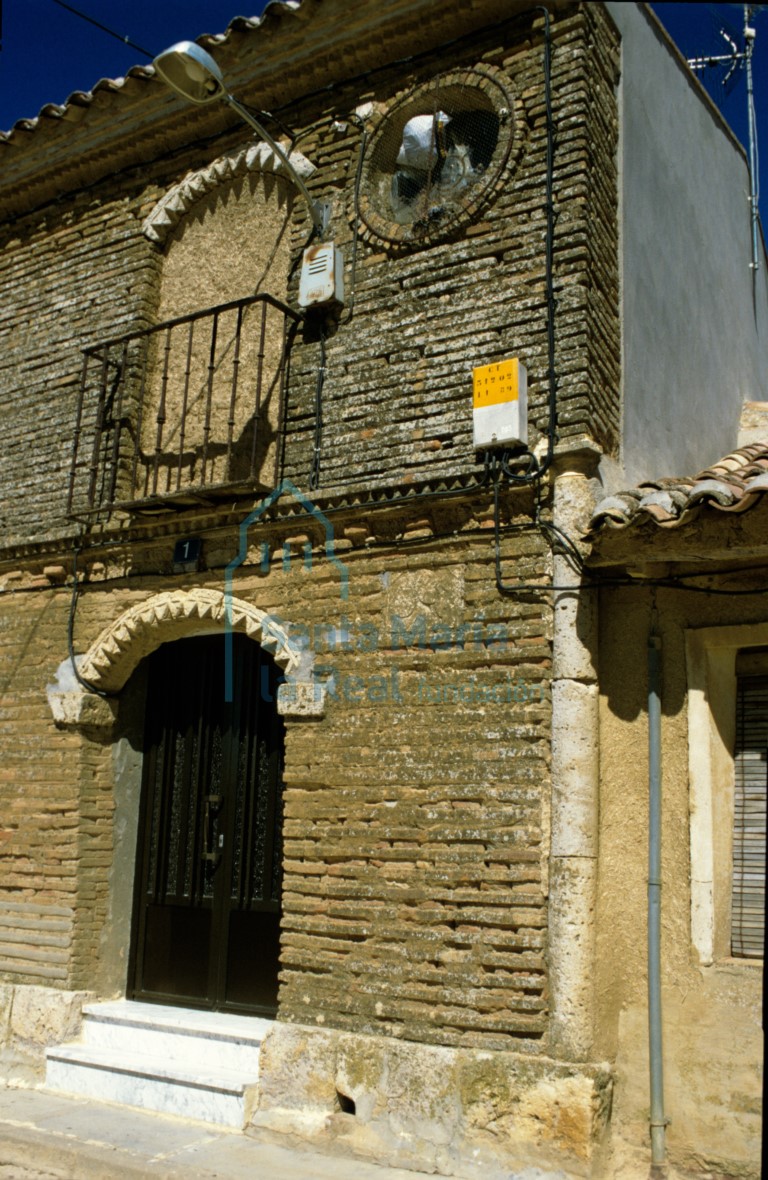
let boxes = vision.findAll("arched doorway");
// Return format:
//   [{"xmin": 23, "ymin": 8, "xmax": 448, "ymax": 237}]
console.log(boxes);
[{"xmin": 128, "ymin": 632, "xmax": 284, "ymax": 1016}]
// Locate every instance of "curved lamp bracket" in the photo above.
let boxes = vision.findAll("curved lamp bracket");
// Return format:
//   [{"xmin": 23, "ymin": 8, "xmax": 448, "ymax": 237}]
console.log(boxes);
[{"xmin": 153, "ymin": 41, "xmax": 327, "ymax": 237}]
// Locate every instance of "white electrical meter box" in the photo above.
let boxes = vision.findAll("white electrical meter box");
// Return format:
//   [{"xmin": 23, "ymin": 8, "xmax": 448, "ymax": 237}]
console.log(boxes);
[
  {"xmin": 298, "ymin": 242, "xmax": 345, "ymax": 309},
  {"xmin": 472, "ymin": 357, "xmax": 528, "ymax": 450}
]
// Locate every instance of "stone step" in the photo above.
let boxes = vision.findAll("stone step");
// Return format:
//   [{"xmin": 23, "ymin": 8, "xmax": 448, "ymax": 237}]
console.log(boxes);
[
  {"xmin": 79, "ymin": 999, "xmax": 269, "ymax": 1074},
  {"xmin": 44, "ymin": 1000, "xmax": 271, "ymax": 1128},
  {"xmin": 46, "ymin": 1042, "xmax": 259, "ymax": 1127}
]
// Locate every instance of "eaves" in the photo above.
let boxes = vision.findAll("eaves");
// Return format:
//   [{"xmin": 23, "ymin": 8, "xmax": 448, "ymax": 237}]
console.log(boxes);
[{"xmin": 0, "ymin": 0, "xmax": 574, "ymax": 221}]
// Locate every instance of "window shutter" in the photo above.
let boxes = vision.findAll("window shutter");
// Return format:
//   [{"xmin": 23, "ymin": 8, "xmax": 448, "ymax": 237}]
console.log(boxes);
[{"xmin": 732, "ymin": 674, "xmax": 767, "ymax": 959}]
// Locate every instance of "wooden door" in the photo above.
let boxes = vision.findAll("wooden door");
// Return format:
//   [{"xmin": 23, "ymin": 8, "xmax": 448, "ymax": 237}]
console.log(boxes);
[{"xmin": 129, "ymin": 633, "xmax": 284, "ymax": 1014}]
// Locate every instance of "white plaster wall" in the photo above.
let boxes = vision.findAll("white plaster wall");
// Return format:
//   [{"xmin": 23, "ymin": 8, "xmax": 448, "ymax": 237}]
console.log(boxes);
[{"xmin": 606, "ymin": 2, "xmax": 768, "ymax": 485}]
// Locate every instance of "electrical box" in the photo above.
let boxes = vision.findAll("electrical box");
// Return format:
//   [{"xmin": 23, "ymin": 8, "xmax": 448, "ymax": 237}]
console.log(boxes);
[
  {"xmin": 298, "ymin": 242, "xmax": 345, "ymax": 309},
  {"xmin": 472, "ymin": 357, "xmax": 528, "ymax": 450}
]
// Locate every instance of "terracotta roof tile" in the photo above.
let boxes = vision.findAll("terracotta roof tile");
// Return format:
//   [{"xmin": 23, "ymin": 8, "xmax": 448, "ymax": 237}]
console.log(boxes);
[
  {"xmin": 590, "ymin": 441, "xmax": 768, "ymax": 532},
  {"xmin": 0, "ymin": 4, "xmax": 297, "ymax": 143}
]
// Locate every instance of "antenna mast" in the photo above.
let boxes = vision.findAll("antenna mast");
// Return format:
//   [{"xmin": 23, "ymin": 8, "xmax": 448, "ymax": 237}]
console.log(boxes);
[
  {"xmin": 744, "ymin": 6, "xmax": 760, "ymax": 271},
  {"xmin": 687, "ymin": 4, "xmax": 761, "ymax": 272}
]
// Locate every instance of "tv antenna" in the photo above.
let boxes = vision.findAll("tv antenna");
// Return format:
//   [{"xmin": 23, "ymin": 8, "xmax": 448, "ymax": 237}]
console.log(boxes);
[{"xmin": 687, "ymin": 4, "xmax": 763, "ymax": 272}]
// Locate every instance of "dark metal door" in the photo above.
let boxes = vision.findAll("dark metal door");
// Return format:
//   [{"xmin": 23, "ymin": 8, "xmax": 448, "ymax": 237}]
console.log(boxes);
[{"xmin": 129, "ymin": 633, "xmax": 284, "ymax": 1015}]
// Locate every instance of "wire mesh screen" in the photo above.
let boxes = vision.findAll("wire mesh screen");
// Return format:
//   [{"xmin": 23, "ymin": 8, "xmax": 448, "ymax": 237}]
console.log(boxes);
[{"xmin": 361, "ymin": 70, "xmax": 514, "ymax": 244}]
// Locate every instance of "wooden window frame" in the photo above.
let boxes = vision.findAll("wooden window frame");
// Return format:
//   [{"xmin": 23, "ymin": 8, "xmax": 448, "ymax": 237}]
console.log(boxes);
[{"xmin": 686, "ymin": 624, "xmax": 767, "ymax": 966}]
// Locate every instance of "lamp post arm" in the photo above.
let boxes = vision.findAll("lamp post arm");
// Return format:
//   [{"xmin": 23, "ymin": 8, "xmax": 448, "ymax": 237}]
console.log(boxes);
[{"xmin": 223, "ymin": 93, "xmax": 325, "ymax": 236}]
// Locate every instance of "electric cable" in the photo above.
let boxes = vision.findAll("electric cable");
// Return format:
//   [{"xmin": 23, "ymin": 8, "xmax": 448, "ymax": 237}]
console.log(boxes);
[
  {"xmin": 532, "ymin": 483, "xmax": 585, "ymax": 573},
  {"xmin": 239, "ymin": 102, "xmax": 297, "ymax": 147},
  {"xmin": 478, "ymin": 6, "xmax": 557, "ymax": 489},
  {"xmin": 341, "ymin": 113, "xmax": 368, "ymax": 322},
  {"xmin": 536, "ymin": 3, "xmax": 559, "ymax": 479},
  {"xmin": 268, "ymin": 7, "xmax": 544, "ymax": 128},
  {"xmin": 6, "ymin": 533, "xmax": 766, "ymax": 600},
  {"xmin": 491, "ymin": 464, "xmax": 768, "ymax": 597},
  {"xmin": 51, "ymin": 0, "xmax": 153, "ymax": 58},
  {"xmin": 67, "ymin": 545, "xmax": 118, "ymax": 698},
  {"xmin": 309, "ymin": 327, "xmax": 327, "ymax": 490}
]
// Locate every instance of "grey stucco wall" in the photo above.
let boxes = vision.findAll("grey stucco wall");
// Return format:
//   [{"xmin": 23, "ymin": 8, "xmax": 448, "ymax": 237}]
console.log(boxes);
[{"xmin": 606, "ymin": 1, "xmax": 768, "ymax": 486}]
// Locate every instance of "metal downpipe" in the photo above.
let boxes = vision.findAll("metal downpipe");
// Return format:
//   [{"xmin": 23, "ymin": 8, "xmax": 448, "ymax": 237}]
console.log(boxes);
[{"xmin": 648, "ymin": 632, "xmax": 666, "ymax": 1168}]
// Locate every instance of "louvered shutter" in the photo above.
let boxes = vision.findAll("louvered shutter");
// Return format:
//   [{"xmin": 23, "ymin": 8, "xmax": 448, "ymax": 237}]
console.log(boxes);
[{"xmin": 731, "ymin": 674, "xmax": 767, "ymax": 959}]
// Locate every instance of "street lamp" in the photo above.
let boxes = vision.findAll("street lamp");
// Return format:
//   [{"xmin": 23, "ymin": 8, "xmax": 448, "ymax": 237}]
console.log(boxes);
[{"xmin": 153, "ymin": 41, "xmax": 327, "ymax": 237}]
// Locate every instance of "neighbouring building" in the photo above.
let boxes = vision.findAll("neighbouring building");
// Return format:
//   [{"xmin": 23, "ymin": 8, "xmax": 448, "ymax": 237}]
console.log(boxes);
[
  {"xmin": 0, "ymin": 2, "xmax": 765, "ymax": 1177},
  {"xmin": 588, "ymin": 431, "xmax": 768, "ymax": 1177}
]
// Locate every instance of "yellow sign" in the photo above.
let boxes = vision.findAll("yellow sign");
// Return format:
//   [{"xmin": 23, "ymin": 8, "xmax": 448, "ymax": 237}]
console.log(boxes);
[{"xmin": 472, "ymin": 358, "xmax": 522, "ymax": 409}]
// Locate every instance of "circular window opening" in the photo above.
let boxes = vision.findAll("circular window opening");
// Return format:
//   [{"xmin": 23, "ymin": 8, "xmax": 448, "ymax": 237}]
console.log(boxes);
[{"xmin": 358, "ymin": 68, "xmax": 516, "ymax": 249}]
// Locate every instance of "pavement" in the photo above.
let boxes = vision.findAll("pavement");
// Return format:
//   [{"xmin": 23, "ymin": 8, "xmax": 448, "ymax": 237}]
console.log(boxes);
[
  {"xmin": 0, "ymin": 1085, "xmax": 569, "ymax": 1180},
  {"xmin": 0, "ymin": 1085, "xmax": 730, "ymax": 1180},
  {"xmin": 0, "ymin": 1085, "xmax": 431, "ymax": 1180}
]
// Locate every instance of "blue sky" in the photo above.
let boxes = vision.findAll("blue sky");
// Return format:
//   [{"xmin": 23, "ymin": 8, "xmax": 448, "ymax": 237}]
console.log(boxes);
[
  {"xmin": 651, "ymin": 4, "xmax": 766, "ymax": 190},
  {"xmin": 0, "ymin": 1, "xmax": 765, "ymax": 205}
]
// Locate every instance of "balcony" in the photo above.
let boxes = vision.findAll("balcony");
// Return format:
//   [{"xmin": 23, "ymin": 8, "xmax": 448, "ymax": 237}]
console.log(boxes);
[{"xmin": 67, "ymin": 294, "xmax": 302, "ymax": 518}]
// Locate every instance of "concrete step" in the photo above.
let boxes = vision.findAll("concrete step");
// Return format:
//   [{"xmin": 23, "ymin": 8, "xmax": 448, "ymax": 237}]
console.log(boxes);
[
  {"xmin": 45, "ymin": 1000, "xmax": 271, "ymax": 1128},
  {"xmin": 80, "ymin": 999, "xmax": 270, "ymax": 1073}
]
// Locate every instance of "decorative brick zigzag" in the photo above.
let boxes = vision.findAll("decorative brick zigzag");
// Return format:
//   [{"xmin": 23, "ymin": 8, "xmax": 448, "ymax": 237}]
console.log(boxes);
[
  {"xmin": 142, "ymin": 142, "xmax": 316, "ymax": 246},
  {"xmin": 78, "ymin": 588, "xmax": 300, "ymax": 693}
]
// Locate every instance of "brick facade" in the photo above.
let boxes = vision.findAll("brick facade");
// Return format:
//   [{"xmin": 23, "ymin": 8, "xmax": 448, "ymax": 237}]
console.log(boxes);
[
  {"xmin": 0, "ymin": 5, "xmax": 619, "ymax": 543},
  {"xmin": 1, "ymin": 496, "xmax": 554, "ymax": 1043},
  {"xmin": 0, "ymin": 1, "xmax": 622, "ymax": 1170}
]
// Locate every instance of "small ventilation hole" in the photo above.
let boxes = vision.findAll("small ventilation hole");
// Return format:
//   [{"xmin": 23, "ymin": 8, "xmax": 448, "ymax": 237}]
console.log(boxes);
[{"xmin": 336, "ymin": 1090, "xmax": 356, "ymax": 1116}]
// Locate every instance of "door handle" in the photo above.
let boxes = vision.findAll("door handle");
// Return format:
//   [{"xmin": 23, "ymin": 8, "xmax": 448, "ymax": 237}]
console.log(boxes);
[{"xmin": 201, "ymin": 794, "xmax": 222, "ymax": 864}]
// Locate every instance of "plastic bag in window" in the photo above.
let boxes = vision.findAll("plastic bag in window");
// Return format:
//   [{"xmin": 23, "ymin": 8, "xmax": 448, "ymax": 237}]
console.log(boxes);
[{"xmin": 396, "ymin": 112, "xmax": 451, "ymax": 170}]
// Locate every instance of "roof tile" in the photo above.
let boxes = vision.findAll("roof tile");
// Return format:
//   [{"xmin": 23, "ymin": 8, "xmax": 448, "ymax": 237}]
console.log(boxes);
[
  {"xmin": 0, "ymin": 6, "xmax": 293, "ymax": 142},
  {"xmin": 590, "ymin": 441, "xmax": 768, "ymax": 532}
]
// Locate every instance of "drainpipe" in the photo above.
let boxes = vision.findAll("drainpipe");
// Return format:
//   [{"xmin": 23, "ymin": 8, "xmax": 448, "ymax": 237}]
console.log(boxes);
[{"xmin": 647, "ymin": 630, "xmax": 667, "ymax": 1170}]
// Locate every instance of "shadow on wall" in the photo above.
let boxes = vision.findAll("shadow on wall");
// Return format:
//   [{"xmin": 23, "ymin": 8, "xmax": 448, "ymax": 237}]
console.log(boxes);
[{"xmin": 598, "ymin": 585, "xmax": 687, "ymax": 725}]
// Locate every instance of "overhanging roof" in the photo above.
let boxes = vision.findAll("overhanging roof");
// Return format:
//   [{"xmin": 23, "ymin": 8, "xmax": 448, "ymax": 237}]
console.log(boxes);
[
  {"xmin": 588, "ymin": 441, "xmax": 768, "ymax": 572},
  {"xmin": 591, "ymin": 442, "xmax": 768, "ymax": 532}
]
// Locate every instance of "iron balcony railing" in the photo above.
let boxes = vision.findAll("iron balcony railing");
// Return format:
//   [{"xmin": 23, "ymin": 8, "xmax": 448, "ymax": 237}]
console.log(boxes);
[{"xmin": 67, "ymin": 293, "xmax": 302, "ymax": 517}]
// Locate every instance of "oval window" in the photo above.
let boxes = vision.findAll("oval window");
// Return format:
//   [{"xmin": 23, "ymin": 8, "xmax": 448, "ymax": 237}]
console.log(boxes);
[{"xmin": 356, "ymin": 66, "xmax": 517, "ymax": 250}]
